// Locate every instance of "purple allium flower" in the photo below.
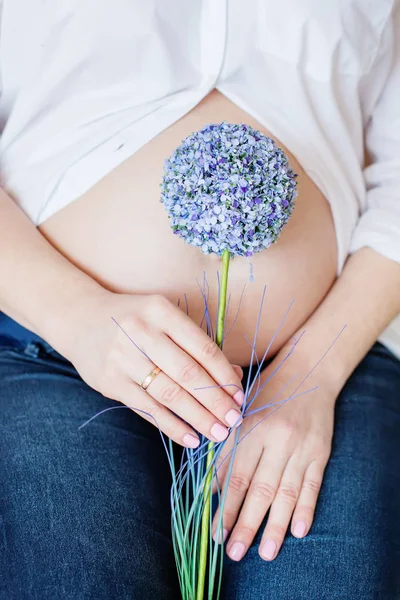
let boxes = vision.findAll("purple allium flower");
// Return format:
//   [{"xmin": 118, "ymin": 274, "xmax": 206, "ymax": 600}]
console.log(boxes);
[{"xmin": 160, "ymin": 122, "xmax": 298, "ymax": 257}]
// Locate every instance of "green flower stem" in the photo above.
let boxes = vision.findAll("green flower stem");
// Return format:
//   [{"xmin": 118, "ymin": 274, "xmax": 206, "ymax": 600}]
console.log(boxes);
[
  {"xmin": 196, "ymin": 249, "xmax": 231, "ymax": 600},
  {"xmin": 215, "ymin": 250, "xmax": 231, "ymax": 349}
]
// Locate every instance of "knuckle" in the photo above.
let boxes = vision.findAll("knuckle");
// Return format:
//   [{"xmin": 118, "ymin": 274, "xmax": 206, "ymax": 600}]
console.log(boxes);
[
  {"xmin": 97, "ymin": 361, "xmax": 119, "ymax": 394},
  {"xmin": 210, "ymin": 394, "xmax": 225, "ymax": 413},
  {"xmin": 131, "ymin": 315, "xmax": 150, "ymax": 336},
  {"xmin": 235, "ymin": 524, "xmax": 256, "ymax": 538},
  {"xmin": 179, "ymin": 361, "xmax": 202, "ymax": 384},
  {"xmin": 278, "ymin": 419, "xmax": 297, "ymax": 441},
  {"xmin": 159, "ymin": 384, "xmax": 182, "ymax": 406},
  {"xmin": 307, "ymin": 435, "xmax": 332, "ymax": 463},
  {"xmin": 222, "ymin": 508, "xmax": 238, "ymax": 525},
  {"xmin": 250, "ymin": 481, "xmax": 276, "ymax": 503},
  {"xmin": 150, "ymin": 294, "xmax": 171, "ymax": 314},
  {"xmin": 142, "ymin": 402, "xmax": 161, "ymax": 423},
  {"xmin": 302, "ymin": 477, "xmax": 322, "ymax": 495},
  {"xmin": 277, "ymin": 483, "xmax": 299, "ymax": 504},
  {"xmin": 269, "ymin": 523, "xmax": 287, "ymax": 537},
  {"xmin": 116, "ymin": 314, "xmax": 154, "ymax": 345},
  {"xmin": 118, "ymin": 312, "xmax": 145, "ymax": 335},
  {"xmin": 314, "ymin": 447, "xmax": 331, "ymax": 464},
  {"xmin": 163, "ymin": 423, "xmax": 180, "ymax": 441},
  {"xmin": 228, "ymin": 473, "xmax": 250, "ymax": 494},
  {"xmin": 201, "ymin": 340, "xmax": 220, "ymax": 361},
  {"xmin": 294, "ymin": 505, "xmax": 315, "ymax": 523}
]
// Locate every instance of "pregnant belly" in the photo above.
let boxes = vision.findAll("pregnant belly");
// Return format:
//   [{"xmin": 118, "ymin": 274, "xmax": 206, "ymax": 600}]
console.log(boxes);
[{"xmin": 38, "ymin": 90, "xmax": 338, "ymax": 366}]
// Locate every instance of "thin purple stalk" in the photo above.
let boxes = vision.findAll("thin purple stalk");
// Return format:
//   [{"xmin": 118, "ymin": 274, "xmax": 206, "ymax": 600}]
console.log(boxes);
[
  {"xmin": 222, "ymin": 285, "xmax": 246, "ymax": 343},
  {"xmin": 242, "ymin": 334, "xmax": 263, "ymax": 402},
  {"xmin": 79, "ymin": 404, "xmax": 176, "ymax": 475},
  {"xmin": 245, "ymin": 374, "xmax": 299, "ymax": 417},
  {"xmin": 223, "ymin": 293, "xmax": 232, "ymax": 332},
  {"xmin": 213, "ymin": 324, "xmax": 346, "ymax": 477},
  {"xmin": 78, "ymin": 404, "xmax": 127, "ymax": 430},
  {"xmin": 205, "ymin": 272, "xmax": 214, "ymax": 340},
  {"xmin": 248, "ymin": 323, "xmax": 347, "ymax": 412},
  {"xmin": 245, "ymin": 332, "xmax": 305, "ymax": 412},
  {"xmin": 245, "ymin": 298, "xmax": 295, "ymax": 402},
  {"xmin": 196, "ymin": 278, "xmax": 214, "ymax": 340},
  {"xmin": 242, "ymin": 286, "xmax": 267, "ymax": 409},
  {"xmin": 214, "ymin": 385, "xmax": 318, "ymax": 477},
  {"xmin": 111, "ymin": 316, "xmax": 151, "ymax": 361}
]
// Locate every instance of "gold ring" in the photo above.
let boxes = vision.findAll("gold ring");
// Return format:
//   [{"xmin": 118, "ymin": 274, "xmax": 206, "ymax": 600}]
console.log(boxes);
[{"xmin": 140, "ymin": 366, "xmax": 162, "ymax": 390}]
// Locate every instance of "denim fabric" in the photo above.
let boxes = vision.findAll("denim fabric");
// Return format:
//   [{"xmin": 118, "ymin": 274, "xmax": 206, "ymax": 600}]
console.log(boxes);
[{"xmin": 0, "ymin": 312, "xmax": 399, "ymax": 600}]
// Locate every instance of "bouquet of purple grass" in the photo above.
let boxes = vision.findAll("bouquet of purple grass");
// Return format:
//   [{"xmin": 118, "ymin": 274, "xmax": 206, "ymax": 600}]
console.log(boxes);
[{"xmin": 159, "ymin": 122, "xmax": 298, "ymax": 600}]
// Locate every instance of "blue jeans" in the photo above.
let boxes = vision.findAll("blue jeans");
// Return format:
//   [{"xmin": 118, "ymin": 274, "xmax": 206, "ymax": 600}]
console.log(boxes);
[{"xmin": 0, "ymin": 312, "xmax": 399, "ymax": 600}]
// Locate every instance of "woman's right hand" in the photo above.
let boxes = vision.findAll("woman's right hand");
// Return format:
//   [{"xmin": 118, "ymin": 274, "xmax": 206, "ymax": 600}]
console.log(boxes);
[
  {"xmin": 0, "ymin": 189, "xmax": 243, "ymax": 448},
  {"xmin": 66, "ymin": 290, "xmax": 245, "ymax": 448}
]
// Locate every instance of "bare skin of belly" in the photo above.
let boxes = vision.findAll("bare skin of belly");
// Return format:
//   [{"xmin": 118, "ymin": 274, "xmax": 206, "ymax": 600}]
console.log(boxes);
[{"xmin": 38, "ymin": 89, "xmax": 338, "ymax": 367}]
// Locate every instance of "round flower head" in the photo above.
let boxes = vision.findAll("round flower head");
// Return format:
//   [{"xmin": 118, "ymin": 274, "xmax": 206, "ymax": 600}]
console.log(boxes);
[{"xmin": 160, "ymin": 121, "xmax": 298, "ymax": 257}]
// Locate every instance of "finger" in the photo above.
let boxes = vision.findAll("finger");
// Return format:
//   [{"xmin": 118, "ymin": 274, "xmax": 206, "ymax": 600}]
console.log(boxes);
[
  {"xmin": 115, "ymin": 378, "xmax": 201, "ymax": 448},
  {"xmin": 159, "ymin": 300, "xmax": 245, "ymax": 404},
  {"xmin": 290, "ymin": 457, "xmax": 327, "ymax": 540},
  {"xmin": 232, "ymin": 364, "xmax": 244, "ymax": 380},
  {"xmin": 139, "ymin": 365, "xmax": 233, "ymax": 443},
  {"xmin": 258, "ymin": 455, "xmax": 306, "ymax": 562},
  {"xmin": 225, "ymin": 449, "xmax": 290, "ymax": 561},
  {"xmin": 144, "ymin": 334, "xmax": 244, "ymax": 431},
  {"xmin": 212, "ymin": 447, "xmax": 261, "ymax": 547},
  {"xmin": 118, "ymin": 340, "xmax": 239, "ymax": 442}
]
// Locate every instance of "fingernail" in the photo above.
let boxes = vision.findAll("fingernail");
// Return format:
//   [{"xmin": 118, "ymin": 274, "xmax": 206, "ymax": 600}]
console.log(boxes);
[
  {"xmin": 213, "ymin": 528, "xmax": 229, "ymax": 544},
  {"xmin": 210, "ymin": 423, "xmax": 229, "ymax": 442},
  {"xmin": 225, "ymin": 409, "xmax": 243, "ymax": 428},
  {"xmin": 183, "ymin": 434, "xmax": 200, "ymax": 448},
  {"xmin": 229, "ymin": 542, "xmax": 246, "ymax": 561},
  {"xmin": 260, "ymin": 539, "xmax": 277, "ymax": 560},
  {"xmin": 293, "ymin": 520, "xmax": 307, "ymax": 537},
  {"xmin": 233, "ymin": 390, "xmax": 245, "ymax": 406}
]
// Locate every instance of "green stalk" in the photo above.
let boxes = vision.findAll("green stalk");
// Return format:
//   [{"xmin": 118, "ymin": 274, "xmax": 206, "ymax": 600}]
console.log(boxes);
[{"xmin": 196, "ymin": 249, "xmax": 230, "ymax": 600}]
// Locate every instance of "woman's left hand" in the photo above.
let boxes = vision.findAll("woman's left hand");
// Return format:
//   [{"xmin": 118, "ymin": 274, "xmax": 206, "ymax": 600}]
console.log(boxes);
[{"xmin": 212, "ymin": 345, "xmax": 338, "ymax": 562}]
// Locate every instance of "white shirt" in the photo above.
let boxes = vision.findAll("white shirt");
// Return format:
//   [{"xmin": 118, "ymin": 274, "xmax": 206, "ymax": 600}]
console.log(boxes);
[{"xmin": 0, "ymin": 0, "xmax": 399, "ymax": 359}]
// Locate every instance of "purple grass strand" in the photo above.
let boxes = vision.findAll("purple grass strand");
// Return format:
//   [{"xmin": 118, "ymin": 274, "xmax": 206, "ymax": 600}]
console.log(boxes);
[
  {"xmin": 78, "ymin": 404, "xmax": 128, "ymax": 430},
  {"xmin": 245, "ymin": 328, "xmax": 305, "ymax": 411},
  {"xmin": 79, "ymin": 404, "xmax": 177, "ymax": 477},
  {"xmin": 246, "ymin": 298, "xmax": 295, "ymax": 402},
  {"xmin": 222, "ymin": 284, "xmax": 246, "ymax": 344},
  {"xmin": 111, "ymin": 316, "xmax": 152, "ymax": 361},
  {"xmin": 249, "ymin": 324, "xmax": 346, "ymax": 411},
  {"xmin": 215, "ymin": 385, "xmax": 318, "ymax": 477},
  {"xmin": 243, "ymin": 285, "xmax": 267, "ymax": 407}
]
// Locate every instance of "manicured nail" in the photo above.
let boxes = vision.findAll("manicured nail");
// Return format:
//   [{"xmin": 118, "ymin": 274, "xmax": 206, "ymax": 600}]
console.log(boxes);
[
  {"xmin": 213, "ymin": 528, "xmax": 229, "ymax": 544},
  {"xmin": 260, "ymin": 539, "xmax": 277, "ymax": 560},
  {"xmin": 293, "ymin": 520, "xmax": 307, "ymax": 537},
  {"xmin": 225, "ymin": 409, "xmax": 243, "ymax": 428},
  {"xmin": 233, "ymin": 390, "xmax": 245, "ymax": 406},
  {"xmin": 210, "ymin": 423, "xmax": 229, "ymax": 442},
  {"xmin": 183, "ymin": 434, "xmax": 200, "ymax": 448},
  {"xmin": 229, "ymin": 542, "xmax": 246, "ymax": 561}
]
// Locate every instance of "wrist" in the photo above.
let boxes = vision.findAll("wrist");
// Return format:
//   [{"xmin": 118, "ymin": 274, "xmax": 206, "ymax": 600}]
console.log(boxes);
[{"xmin": 40, "ymin": 272, "xmax": 110, "ymax": 359}]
